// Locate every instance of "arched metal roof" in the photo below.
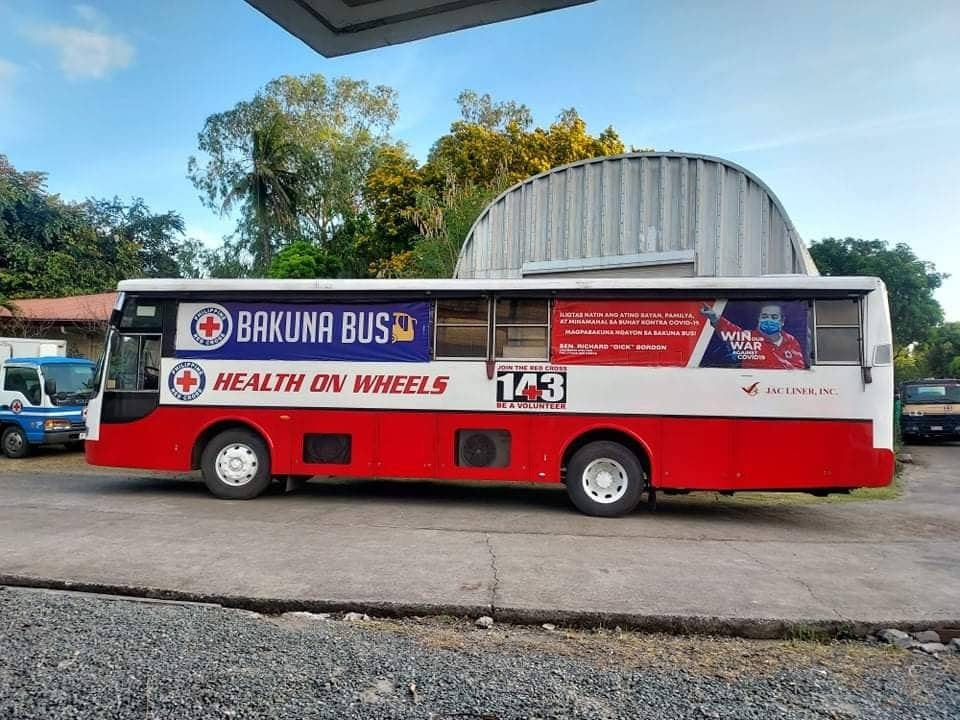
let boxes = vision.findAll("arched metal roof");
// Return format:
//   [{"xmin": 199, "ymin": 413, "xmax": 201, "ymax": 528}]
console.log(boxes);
[{"xmin": 454, "ymin": 152, "xmax": 817, "ymax": 280}]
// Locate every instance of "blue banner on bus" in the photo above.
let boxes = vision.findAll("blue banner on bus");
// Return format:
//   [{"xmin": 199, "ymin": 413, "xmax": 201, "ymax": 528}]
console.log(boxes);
[
  {"xmin": 175, "ymin": 301, "xmax": 431, "ymax": 362},
  {"xmin": 700, "ymin": 300, "xmax": 809, "ymax": 370}
]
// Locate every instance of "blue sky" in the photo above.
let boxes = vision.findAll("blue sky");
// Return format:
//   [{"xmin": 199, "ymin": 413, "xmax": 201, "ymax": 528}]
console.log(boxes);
[{"xmin": 1, "ymin": 0, "xmax": 958, "ymax": 317}]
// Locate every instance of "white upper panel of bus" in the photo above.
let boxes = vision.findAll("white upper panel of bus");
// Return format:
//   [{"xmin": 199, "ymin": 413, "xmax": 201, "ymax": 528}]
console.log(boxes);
[{"xmin": 119, "ymin": 276, "xmax": 883, "ymax": 294}]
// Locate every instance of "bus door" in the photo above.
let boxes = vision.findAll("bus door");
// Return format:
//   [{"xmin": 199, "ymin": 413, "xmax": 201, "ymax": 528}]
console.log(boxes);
[{"xmin": 100, "ymin": 297, "xmax": 164, "ymax": 424}]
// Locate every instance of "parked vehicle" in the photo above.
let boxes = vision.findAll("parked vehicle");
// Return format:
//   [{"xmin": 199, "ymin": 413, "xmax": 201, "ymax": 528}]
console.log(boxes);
[
  {"xmin": 0, "ymin": 356, "xmax": 95, "ymax": 458},
  {"xmin": 900, "ymin": 379, "xmax": 960, "ymax": 443},
  {"xmin": 84, "ymin": 276, "xmax": 895, "ymax": 516},
  {"xmin": 0, "ymin": 337, "xmax": 66, "ymax": 360}
]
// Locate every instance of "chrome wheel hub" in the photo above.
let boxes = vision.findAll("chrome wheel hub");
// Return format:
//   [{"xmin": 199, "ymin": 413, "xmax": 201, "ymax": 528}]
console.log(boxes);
[
  {"xmin": 215, "ymin": 443, "xmax": 258, "ymax": 486},
  {"xmin": 582, "ymin": 458, "xmax": 628, "ymax": 504}
]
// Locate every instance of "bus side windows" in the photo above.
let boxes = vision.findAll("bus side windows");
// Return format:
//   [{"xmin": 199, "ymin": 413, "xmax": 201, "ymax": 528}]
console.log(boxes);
[
  {"xmin": 494, "ymin": 299, "xmax": 548, "ymax": 360},
  {"xmin": 435, "ymin": 299, "xmax": 489, "ymax": 359},
  {"xmin": 814, "ymin": 299, "xmax": 861, "ymax": 364}
]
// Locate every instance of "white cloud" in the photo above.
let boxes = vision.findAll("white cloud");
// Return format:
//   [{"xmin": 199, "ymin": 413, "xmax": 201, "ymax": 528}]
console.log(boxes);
[
  {"xmin": 73, "ymin": 4, "xmax": 103, "ymax": 26},
  {"xmin": 28, "ymin": 7, "xmax": 133, "ymax": 81},
  {"xmin": 0, "ymin": 58, "xmax": 18, "ymax": 84}
]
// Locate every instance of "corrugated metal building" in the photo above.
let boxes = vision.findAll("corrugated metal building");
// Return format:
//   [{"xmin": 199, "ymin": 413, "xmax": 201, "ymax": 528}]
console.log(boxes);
[{"xmin": 454, "ymin": 152, "xmax": 817, "ymax": 280}]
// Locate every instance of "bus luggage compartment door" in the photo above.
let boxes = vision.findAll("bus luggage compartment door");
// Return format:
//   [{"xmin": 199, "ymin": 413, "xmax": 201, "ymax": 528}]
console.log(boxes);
[
  {"xmin": 659, "ymin": 417, "xmax": 733, "ymax": 490},
  {"xmin": 375, "ymin": 413, "xmax": 438, "ymax": 478}
]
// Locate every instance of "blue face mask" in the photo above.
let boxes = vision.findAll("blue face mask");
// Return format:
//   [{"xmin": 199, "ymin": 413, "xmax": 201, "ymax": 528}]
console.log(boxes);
[{"xmin": 759, "ymin": 319, "xmax": 782, "ymax": 335}]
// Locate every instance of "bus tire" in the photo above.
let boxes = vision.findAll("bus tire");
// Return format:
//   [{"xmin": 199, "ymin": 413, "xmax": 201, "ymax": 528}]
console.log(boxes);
[
  {"xmin": 566, "ymin": 440, "xmax": 644, "ymax": 517},
  {"xmin": 1, "ymin": 426, "xmax": 31, "ymax": 459},
  {"xmin": 200, "ymin": 429, "xmax": 272, "ymax": 500}
]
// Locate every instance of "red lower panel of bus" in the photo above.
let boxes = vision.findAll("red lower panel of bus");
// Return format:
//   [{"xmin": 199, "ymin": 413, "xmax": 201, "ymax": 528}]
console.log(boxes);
[{"xmin": 85, "ymin": 408, "xmax": 895, "ymax": 491}]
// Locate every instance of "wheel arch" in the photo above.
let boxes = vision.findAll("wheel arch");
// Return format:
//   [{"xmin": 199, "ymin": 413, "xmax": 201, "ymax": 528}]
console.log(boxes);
[
  {"xmin": 190, "ymin": 417, "xmax": 274, "ymax": 471},
  {"xmin": 0, "ymin": 420, "xmax": 28, "ymax": 436},
  {"xmin": 560, "ymin": 426, "xmax": 653, "ymax": 485}
]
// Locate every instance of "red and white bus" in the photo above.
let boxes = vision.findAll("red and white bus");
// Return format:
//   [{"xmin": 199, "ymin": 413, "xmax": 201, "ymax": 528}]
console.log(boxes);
[{"xmin": 85, "ymin": 276, "xmax": 894, "ymax": 516}]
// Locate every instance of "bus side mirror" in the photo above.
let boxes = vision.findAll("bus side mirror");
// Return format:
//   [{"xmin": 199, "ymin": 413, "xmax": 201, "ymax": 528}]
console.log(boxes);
[{"xmin": 44, "ymin": 378, "xmax": 57, "ymax": 396}]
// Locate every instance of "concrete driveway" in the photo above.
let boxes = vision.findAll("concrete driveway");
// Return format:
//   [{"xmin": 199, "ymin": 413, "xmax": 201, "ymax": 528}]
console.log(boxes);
[{"xmin": 0, "ymin": 444, "xmax": 957, "ymax": 636}]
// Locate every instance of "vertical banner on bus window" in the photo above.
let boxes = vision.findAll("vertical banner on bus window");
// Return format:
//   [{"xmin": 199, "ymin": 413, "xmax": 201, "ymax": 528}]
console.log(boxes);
[
  {"xmin": 175, "ymin": 301, "xmax": 431, "ymax": 362},
  {"xmin": 551, "ymin": 300, "xmax": 709, "ymax": 366},
  {"xmin": 699, "ymin": 300, "xmax": 810, "ymax": 370}
]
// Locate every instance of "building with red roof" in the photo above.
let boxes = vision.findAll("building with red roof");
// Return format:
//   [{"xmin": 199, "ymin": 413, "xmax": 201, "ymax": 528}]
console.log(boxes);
[{"xmin": 0, "ymin": 292, "xmax": 116, "ymax": 360}]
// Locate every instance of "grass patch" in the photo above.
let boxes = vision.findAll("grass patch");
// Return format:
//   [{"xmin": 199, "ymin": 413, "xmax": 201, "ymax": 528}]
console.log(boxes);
[{"xmin": 667, "ymin": 474, "xmax": 905, "ymax": 507}]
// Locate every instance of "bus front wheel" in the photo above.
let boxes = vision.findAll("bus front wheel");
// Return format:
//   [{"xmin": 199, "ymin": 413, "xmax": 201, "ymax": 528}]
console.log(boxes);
[
  {"xmin": 566, "ymin": 441, "xmax": 644, "ymax": 517},
  {"xmin": 200, "ymin": 429, "xmax": 272, "ymax": 500},
  {"xmin": 1, "ymin": 426, "xmax": 31, "ymax": 459}
]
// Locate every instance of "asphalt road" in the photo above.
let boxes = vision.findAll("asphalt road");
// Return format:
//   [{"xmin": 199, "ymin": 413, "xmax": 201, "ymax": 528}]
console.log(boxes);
[{"xmin": 0, "ymin": 444, "xmax": 957, "ymax": 632}]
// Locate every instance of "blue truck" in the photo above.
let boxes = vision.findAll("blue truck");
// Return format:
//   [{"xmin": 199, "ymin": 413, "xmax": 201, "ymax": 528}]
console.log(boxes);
[{"xmin": 0, "ymin": 356, "xmax": 95, "ymax": 458}]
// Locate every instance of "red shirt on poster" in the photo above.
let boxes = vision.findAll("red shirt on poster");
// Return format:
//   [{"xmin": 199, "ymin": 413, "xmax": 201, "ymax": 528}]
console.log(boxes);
[{"xmin": 714, "ymin": 317, "xmax": 806, "ymax": 369}]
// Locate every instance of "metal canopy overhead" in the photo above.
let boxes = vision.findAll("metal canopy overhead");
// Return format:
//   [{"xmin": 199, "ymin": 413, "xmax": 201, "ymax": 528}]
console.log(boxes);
[{"xmin": 246, "ymin": 0, "xmax": 594, "ymax": 56}]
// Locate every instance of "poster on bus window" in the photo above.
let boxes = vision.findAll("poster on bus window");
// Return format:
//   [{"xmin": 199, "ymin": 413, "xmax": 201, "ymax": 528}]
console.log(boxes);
[
  {"xmin": 551, "ymin": 300, "xmax": 709, "ymax": 366},
  {"xmin": 175, "ymin": 301, "xmax": 431, "ymax": 362},
  {"xmin": 551, "ymin": 299, "xmax": 810, "ymax": 369},
  {"xmin": 699, "ymin": 300, "xmax": 809, "ymax": 369}
]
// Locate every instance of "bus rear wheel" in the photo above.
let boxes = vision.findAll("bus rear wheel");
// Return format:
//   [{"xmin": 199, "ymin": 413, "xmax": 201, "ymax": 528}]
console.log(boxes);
[
  {"xmin": 566, "ymin": 440, "xmax": 644, "ymax": 517},
  {"xmin": 200, "ymin": 429, "xmax": 272, "ymax": 500}
]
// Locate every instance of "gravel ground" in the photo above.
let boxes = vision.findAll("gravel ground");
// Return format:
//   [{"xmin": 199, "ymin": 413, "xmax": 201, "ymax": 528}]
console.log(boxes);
[{"xmin": 1, "ymin": 588, "xmax": 958, "ymax": 719}]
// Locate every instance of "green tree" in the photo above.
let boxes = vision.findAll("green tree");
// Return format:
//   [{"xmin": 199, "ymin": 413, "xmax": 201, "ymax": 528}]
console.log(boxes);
[
  {"xmin": 920, "ymin": 322, "xmax": 960, "ymax": 378},
  {"xmin": 84, "ymin": 197, "xmax": 186, "ymax": 278},
  {"xmin": 268, "ymin": 240, "xmax": 342, "ymax": 279},
  {"xmin": 188, "ymin": 74, "xmax": 399, "ymax": 274},
  {"xmin": 809, "ymin": 238, "xmax": 948, "ymax": 349},
  {"xmin": 455, "ymin": 89, "xmax": 532, "ymax": 130},
  {"xmin": 405, "ymin": 173, "xmax": 508, "ymax": 278},
  {"xmin": 425, "ymin": 91, "xmax": 626, "ymax": 189},
  {"xmin": 361, "ymin": 92, "xmax": 629, "ymax": 278},
  {"xmin": 203, "ymin": 237, "xmax": 253, "ymax": 279},
  {"xmin": 894, "ymin": 347, "xmax": 929, "ymax": 384},
  {"xmin": 0, "ymin": 154, "xmax": 140, "ymax": 297},
  {"xmin": 1, "ymin": 154, "xmax": 200, "ymax": 295},
  {"xmin": 360, "ymin": 144, "xmax": 423, "ymax": 271},
  {"xmin": 219, "ymin": 112, "xmax": 301, "ymax": 270},
  {"xmin": 174, "ymin": 237, "xmax": 209, "ymax": 279}
]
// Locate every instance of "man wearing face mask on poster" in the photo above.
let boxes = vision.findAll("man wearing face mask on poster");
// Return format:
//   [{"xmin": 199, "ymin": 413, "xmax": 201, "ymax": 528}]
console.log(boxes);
[{"xmin": 700, "ymin": 303, "xmax": 806, "ymax": 369}]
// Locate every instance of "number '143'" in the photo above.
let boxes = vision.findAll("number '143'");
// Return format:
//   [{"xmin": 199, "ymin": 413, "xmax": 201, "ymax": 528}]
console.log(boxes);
[{"xmin": 496, "ymin": 371, "xmax": 566, "ymax": 403}]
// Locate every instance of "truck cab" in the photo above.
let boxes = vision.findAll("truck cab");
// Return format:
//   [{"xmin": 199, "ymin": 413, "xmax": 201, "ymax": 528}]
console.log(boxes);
[
  {"xmin": 900, "ymin": 379, "xmax": 960, "ymax": 443},
  {"xmin": 0, "ymin": 356, "xmax": 95, "ymax": 458}
]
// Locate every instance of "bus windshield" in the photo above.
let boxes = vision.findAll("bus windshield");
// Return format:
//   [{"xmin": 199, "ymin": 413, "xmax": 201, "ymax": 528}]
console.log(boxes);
[
  {"xmin": 41, "ymin": 362, "xmax": 95, "ymax": 405},
  {"xmin": 903, "ymin": 383, "xmax": 960, "ymax": 404}
]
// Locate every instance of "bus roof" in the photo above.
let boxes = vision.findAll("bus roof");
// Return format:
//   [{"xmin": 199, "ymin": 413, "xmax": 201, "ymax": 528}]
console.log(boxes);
[{"xmin": 118, "ymin": 276, "xmax": 883, "ymax": 295}]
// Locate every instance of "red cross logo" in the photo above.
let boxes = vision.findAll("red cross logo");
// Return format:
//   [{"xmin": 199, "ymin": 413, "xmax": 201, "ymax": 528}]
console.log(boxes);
[
  {"xmin": 197, "ymin": 315, "xmax": 222, "ymax": 338},
  {"xmin": 520, "ymin": 384, "xmax": 541, "ymax": 401},
  {"xmin": 176, "ymin": 370, "xmax": 198, "ymax": 394}
]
